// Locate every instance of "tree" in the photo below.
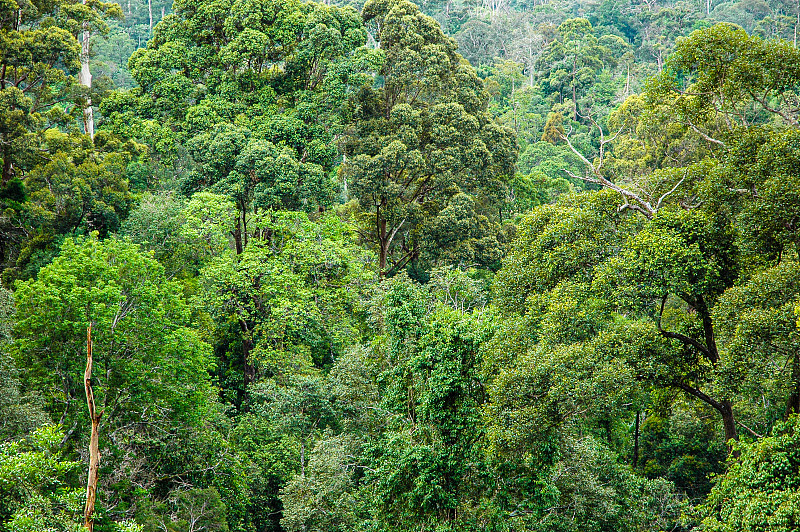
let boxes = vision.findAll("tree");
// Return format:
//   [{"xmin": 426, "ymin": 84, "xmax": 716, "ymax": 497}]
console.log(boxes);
[
  {"xmin": 652, "ymin": 23, "xmax": 800, "ymax": 134},
  {"xmin": 342, "ymin": 0, "xmax": 517, "ymax": 275},
  {"xmin": 199, "ymin": 212, "xmax": 375, "ymax": 389},
  {"xmin": 101, "ymin": 0, "xmax": 379, "ymax": 223},
  {"xmin": 0, "ymin": 0, "xmax": 121, "ymax": 182},
  {"xmin": 0, "ymin": 426, "xmax": 83, "ymax": 532},
  {"xmin": 12, "ymin": 235, "xmax": 219, "ymax": 515},
  {"xmin": 537, "ymin": 18, "xmax": 624, "ymax": 119}
]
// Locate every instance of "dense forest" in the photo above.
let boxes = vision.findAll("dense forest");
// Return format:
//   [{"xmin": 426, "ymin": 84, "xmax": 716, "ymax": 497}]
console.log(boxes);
[{"xmin": 3, "ymin": 0, "xmax": 800, "ymax": 530}]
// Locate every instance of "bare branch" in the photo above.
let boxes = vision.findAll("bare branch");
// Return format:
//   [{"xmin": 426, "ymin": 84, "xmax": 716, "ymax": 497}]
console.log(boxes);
[
  {"xmin": 655, "ymin": 173, "xmax": 686, "ymax": 210},
  {"xmin": 686, "ymin": 120, "xmax": 726, "ymax": 147},
  {"xmin": 559, "ymin": 128, "xmax": 655, "ymax": 219},
  {"xmin": 736, "ymin": 420, "xmax": 764, "ymax": 439}
]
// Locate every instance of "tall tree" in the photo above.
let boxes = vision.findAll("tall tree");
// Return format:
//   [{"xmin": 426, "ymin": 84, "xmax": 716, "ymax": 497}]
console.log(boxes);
[{"xmin": 342, "ymin": 0, "xmax": 517, "ymax": 275}]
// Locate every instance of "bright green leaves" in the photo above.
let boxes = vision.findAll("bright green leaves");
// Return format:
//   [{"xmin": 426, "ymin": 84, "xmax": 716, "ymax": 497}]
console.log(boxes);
[
  {"xmin": 655, "ymin": 23, "xmax": 800, "ymax": 131},
  {"xmin": 13, "ymin": 235, "xmax": 215, "ymax": 425},
  {"xmin": 187, "ymin": 125, "xmax": 334, "ymax": 215},
  {"xmin": 364, "ymin": 273, "xmax": 495, "ymax": 531},
  {"xmin": 112, "ymin": 0, "xmax": 375, "ymax": 211},
  {"xmin": 537, "ymin": 18, "xmax": 628, "ymax": 119},
  {"xmin": 200, "ymin": 213, "xmax": 374, "ymax": 382},
  {"xmin": 0, "ymin": 426, "xmax": 83, "ymax": 532},
  {"xmin": 697, "ymin": 416, "xmax": 800, "ymax": 532},
  {"xmin": 493, "ymin": 190, "xmax": 625, "ymax": 313},
  {"xmin": 8, "ymin": 235, "xmax": 240, "ymax": 529},
  {"xmin": 600, "ymin": 206, "xmax": 738, "ymax": 308}
]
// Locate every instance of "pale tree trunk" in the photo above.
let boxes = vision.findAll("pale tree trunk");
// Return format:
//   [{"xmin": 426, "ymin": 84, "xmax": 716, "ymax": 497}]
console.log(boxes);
[
  {"xmin": 80, "ymin": 1, "xmax": 93, "ymax": 140},
  {"xmin": 795, "ymin": 0, "xmax": 798, "ymax": 47},
  {"xmin": 84, "ymin": 325, "xmax": 102, "ymax": 532},
  {"xmin": 148, "ymin": 0, "xmax": 153, "ymax": 33},
  {"xmin": 625, "ymin": 65, "xmax": 630, "ymax": 97}
]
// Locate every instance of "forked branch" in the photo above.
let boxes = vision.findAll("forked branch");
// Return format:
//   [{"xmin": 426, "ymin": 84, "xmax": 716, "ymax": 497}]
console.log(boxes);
[{"xmin": 559, "ymin": 120, "xmax": 687, "ymax": 218}]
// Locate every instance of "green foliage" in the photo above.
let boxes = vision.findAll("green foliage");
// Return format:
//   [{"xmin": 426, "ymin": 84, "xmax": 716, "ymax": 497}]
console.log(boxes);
[
  {"xmin": 697, "ymin": 415, "xmax": 800, "ymax": 531},
  {"xmin": 5, "ymin": 2, "xmax": 800, "ymax": 532},
  {"xmin": 11, "ymin": 235, "xmax": 226, "ymax": 521},
  {"xmin": 658, "ymin": 23, "xmax": 800, "ymax": 130},
  {"xmin": 102, "ymin": 0, "xmax": 377, "ymax": 213},
  {"xmin": 343, "ymin": 0, "xmax": 517, "ymax": 274},
  {"xmin": 13, "ymin": 235, "xmax": 215, "ymax": 426},
  {"xmin": 0, "ymin": 426, "xmax": 83, "ymax": 532},
  {"xmin": 0, "ymin": 1, "xmax": 141, "ymax": 278}
]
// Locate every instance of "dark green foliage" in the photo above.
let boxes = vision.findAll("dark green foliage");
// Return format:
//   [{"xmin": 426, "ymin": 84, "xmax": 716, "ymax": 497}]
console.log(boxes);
[{"xmin": 4, "ymin": 2, "xmax": 800, "ymax": 532}]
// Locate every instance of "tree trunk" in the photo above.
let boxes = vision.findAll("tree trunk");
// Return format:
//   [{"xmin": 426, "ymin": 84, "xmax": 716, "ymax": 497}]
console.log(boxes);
[
  {"xmin": 239, "ymin": 322, "xmax": 256, "ymax": 386},
  {"xmin": 79, "ymin": 2, "xmax": 94, "ymax": 141},
  {"xmin": 625, "ymin": 65, "xmax": 630, "ymax": 97},
  {"xmin": 84, "ymin": 325, "xmax": 102, "ymax": 532},
  {"xmin": 148, "ymin": 0, "xmax": 153, "ymax": 33},
  {"xmin": 572, "ymin": 65, "xmax": 578, "ymax": 121},
  {"xmin": 378, "ymin": 214, "xmax": 388, "ymax": 276},
  {"xmin": 233, "ymin": 216, "xmax": 243, "ymax": 255},
  {"xmin": 720, "ymin": 399, "xmax": 739, "ymax": 456},
  {"xmin": 300, "ymin": 439, "xmax": 305, "ymax": 478},
  {"xmin": 2, "ymin": 150, "xmax": 13, "ymax": 184}
]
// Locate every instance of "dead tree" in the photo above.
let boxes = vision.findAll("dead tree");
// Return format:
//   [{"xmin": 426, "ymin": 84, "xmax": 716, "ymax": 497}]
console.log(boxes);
[{"xmin": 84, "ymin": 324, "xmax": 102, "ymax": 532}]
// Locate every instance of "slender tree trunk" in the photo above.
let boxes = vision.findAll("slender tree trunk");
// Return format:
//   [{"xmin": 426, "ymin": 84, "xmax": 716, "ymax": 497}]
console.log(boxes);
[
  {"xmin": 572, "ymin": 64, "xmax": 578, "ymax": 121},
  {"xmin": 2, "ymin": 150, "xmax": 13, "ymax": 184},
  {"xmin": 378, "ymin": 212, "xmax": 388, "ymax": 276},
  {"xmin": 148, "ymin": 0, "xmax": 153, "ymax": 33},
  {"xmin": 233, "ymin": 216, "xmax": 243, "ymax": 255},
  {"xmin": 80, "ymin": 2, "xmax": 94, "ymax": 140},
  {"xmin": 625, "ymin": 65, "xmax": 630, "ymax": 97},
  {"xmin": 84, "ymin": 325, "xmax": 102, "ymax": 532},
  {"xmin": 300, "ymin": 439, "xmax": 305, "ymax": 478}
]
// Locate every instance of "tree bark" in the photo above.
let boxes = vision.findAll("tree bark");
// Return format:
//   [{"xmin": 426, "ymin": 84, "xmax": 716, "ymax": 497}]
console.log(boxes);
[
  {"xmin": 84, "ymin": 325, "xmax": 102, "ymax": 532},
  {"xmin": 240, "ymin": 327, "xmax": 256, "ymax": 386},
  {"xmin": 378, "ymin": 217, "xmax": 387, "ymax": 276},
  {"xmin": 720, "ymin": 399, "xmax": 739, "ymax": 456},
  {"xmin": 2, "ymin": 150, "xmax": 13, "ymax": 184},
  {"xmin": 79, "ymin": 1, "xmax": 94, "ymax": 140},
  {"xmin": 672, "ymin": 379, "xmax": 738, "ymax": 454}
]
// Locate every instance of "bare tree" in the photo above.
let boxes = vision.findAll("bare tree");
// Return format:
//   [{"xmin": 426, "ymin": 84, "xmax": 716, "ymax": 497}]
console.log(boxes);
[{"xmin": 84, "ymin": 325, "xmax": 102, "ymax": 532}]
